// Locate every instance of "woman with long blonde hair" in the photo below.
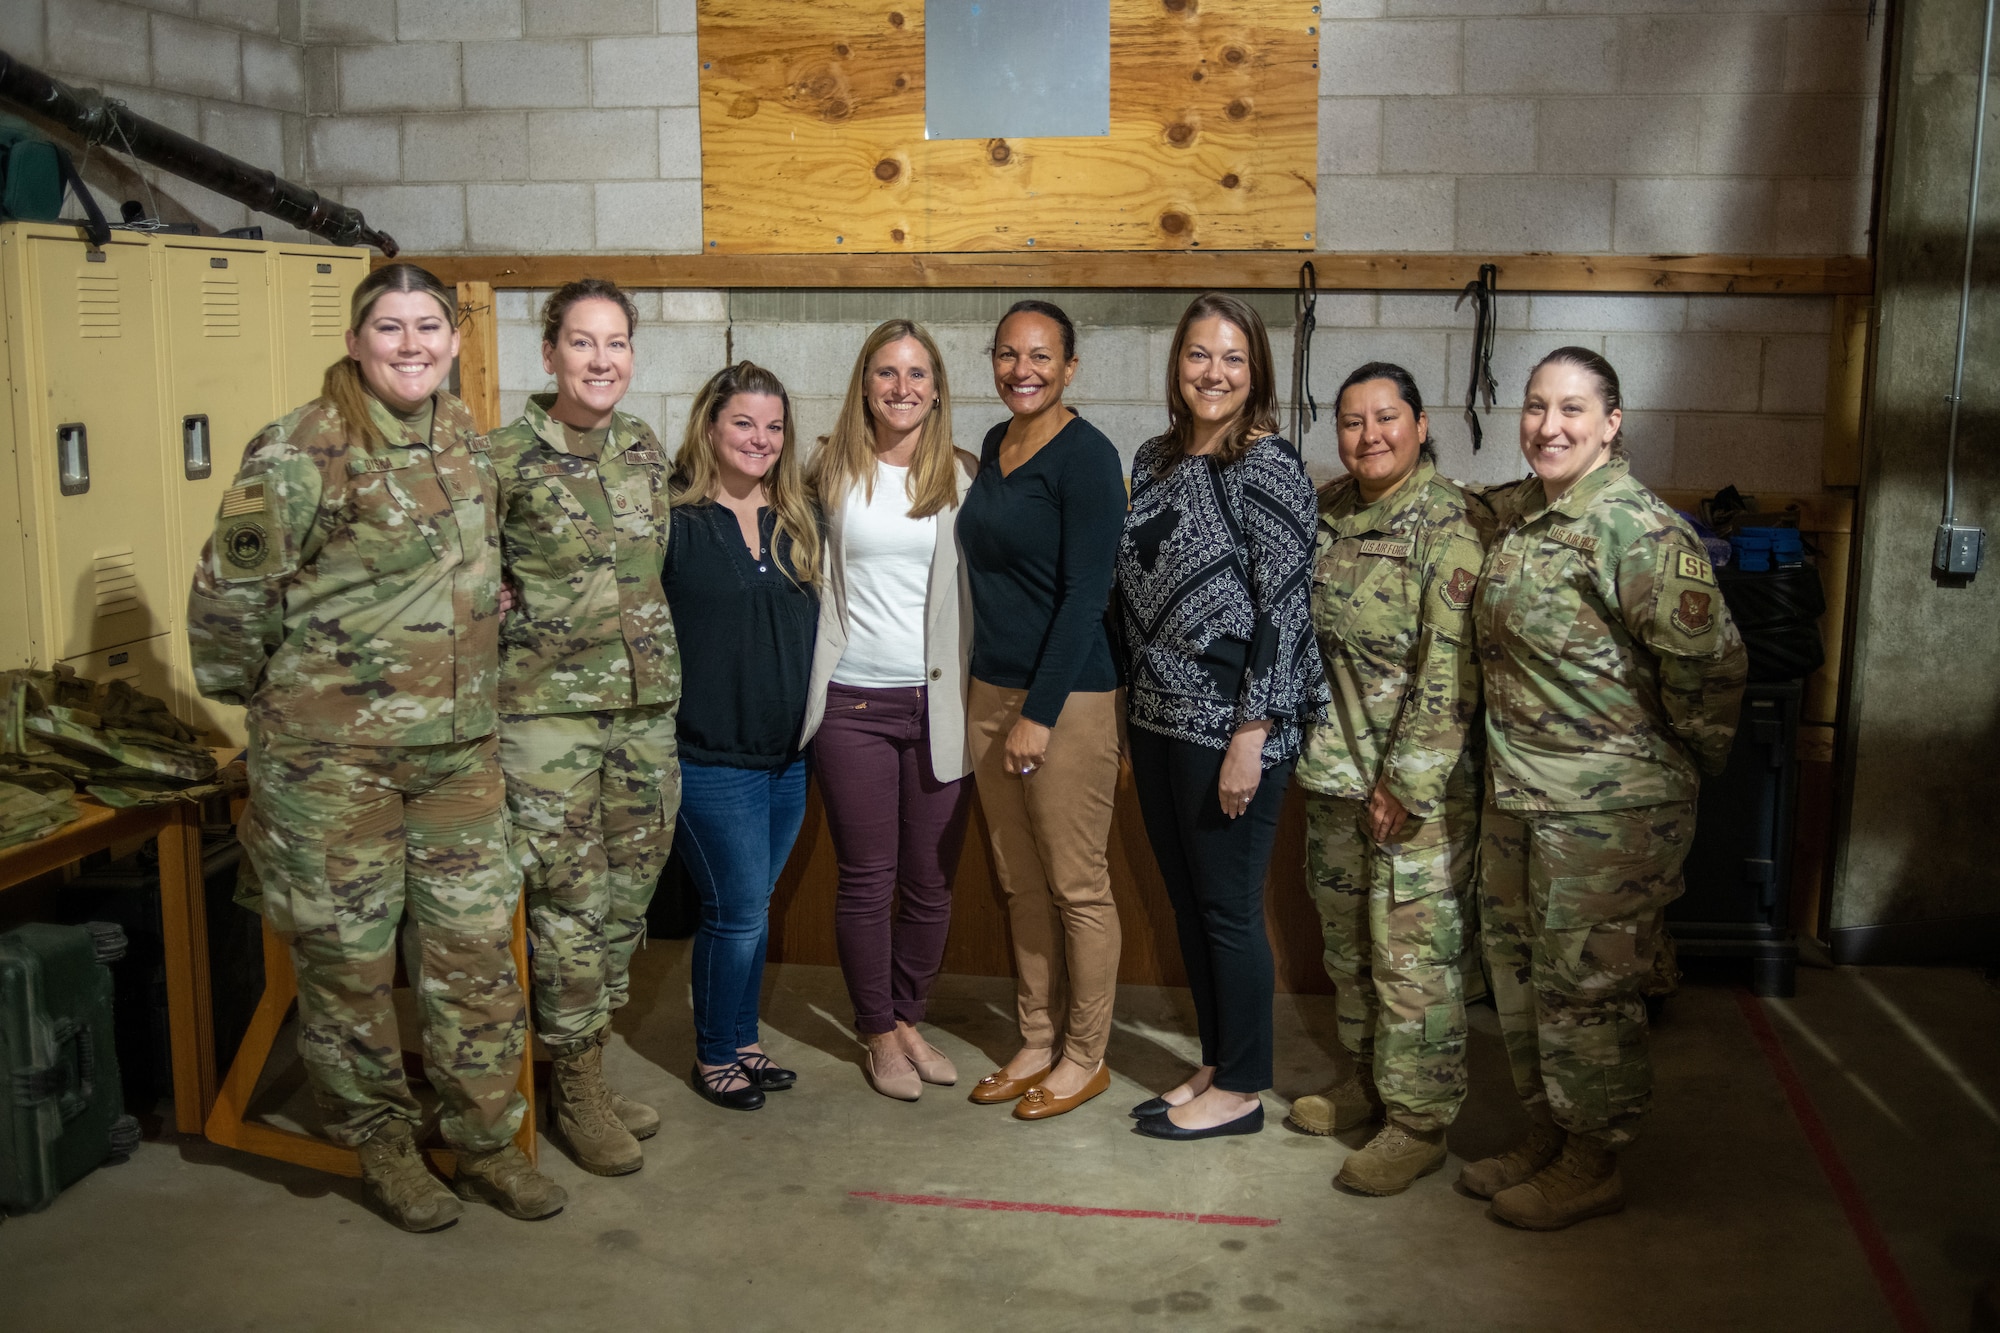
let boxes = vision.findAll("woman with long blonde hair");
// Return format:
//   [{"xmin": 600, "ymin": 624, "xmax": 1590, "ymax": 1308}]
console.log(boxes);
[
  {"xmin": 799, "ymin": 320, "xmax": 979, "ymax": 1101},
  {"xmin": 662, "ymin": 362, "xmax": 821, "ymax": 1111}
]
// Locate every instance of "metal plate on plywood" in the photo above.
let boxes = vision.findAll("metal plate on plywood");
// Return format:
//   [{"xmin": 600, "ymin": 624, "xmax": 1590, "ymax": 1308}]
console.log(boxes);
[{"xmin": 696, "ymin": 0, "xmax": 1318, "ymax": 253}]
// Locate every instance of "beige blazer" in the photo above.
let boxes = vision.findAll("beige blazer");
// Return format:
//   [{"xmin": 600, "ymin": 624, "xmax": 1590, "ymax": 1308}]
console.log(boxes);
[{"xmin": 800, "ymin": 449, "xmax": 978, "ymax": 780}]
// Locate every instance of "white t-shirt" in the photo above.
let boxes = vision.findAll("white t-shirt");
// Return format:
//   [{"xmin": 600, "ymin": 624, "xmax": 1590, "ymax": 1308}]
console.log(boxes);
[{"xmin": 831, "ymin": 461, "xmax": 936, "ymax": 688}]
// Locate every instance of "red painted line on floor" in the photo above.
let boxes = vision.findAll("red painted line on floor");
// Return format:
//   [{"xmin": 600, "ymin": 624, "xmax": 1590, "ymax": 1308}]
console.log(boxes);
[
  {"xmin": 850, "ymin": 1190, "xmax": 1280, "ymax": 1228},
  {"xmin": 1735, "ymin": 988, "xmax": 1929, "ymax": 1333}
]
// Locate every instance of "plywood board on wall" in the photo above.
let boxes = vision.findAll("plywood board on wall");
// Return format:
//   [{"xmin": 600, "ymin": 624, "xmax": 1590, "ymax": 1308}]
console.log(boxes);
[{"xmin": 696, "ymin": 0, "xmax": 1319, "ymax": 253}]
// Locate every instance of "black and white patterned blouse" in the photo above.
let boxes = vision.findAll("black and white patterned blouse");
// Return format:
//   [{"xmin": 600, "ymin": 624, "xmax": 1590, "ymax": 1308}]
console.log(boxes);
[{"xmin": 1115, "ymin": 434, "xmax": 1330, "ymax": 765}]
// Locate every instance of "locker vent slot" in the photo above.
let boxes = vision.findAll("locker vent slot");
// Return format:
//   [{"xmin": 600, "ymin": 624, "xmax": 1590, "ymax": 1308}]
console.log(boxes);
[
  {"xmin": 201, "ymin": 276, "xmax": 241, "ymax": 336},
  {"xmin": 93, "ymin": 548, "xmax": 140, "ymax": 617},
  {"xmin": 76, "ymin": 272, "xmax": 120, "ymax": 339},
  {"xmin": 307, "ymin": 279, "xmax": 343, "ymax": 333}
]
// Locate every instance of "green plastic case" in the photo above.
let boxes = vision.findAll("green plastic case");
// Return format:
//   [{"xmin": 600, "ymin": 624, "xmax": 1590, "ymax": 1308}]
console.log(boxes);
[{"xmin": 0, "ymin": 922, "xmax": 140, "ymax": 1216}]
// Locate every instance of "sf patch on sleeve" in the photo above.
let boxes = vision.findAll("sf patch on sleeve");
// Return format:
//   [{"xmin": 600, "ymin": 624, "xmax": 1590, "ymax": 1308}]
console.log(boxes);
[
  {"xmin": 215, "ymin": 481, "xmax": 284, "ymax": 582},
  {"xmin": 1656, "ymin": 541, "xmax": 1720, "ymax": 649}
]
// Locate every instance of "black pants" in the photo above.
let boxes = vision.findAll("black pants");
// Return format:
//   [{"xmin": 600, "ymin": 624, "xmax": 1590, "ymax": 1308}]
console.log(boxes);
[{"xmin": 1128, "ymin": 727, "xmax": 1291, "ymax": 1094}]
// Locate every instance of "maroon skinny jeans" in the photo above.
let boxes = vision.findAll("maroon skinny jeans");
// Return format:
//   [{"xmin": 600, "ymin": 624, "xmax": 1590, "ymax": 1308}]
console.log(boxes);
[{"xmin": 812, "ymin": 682, "xmax": 973, "ymax": 1034}]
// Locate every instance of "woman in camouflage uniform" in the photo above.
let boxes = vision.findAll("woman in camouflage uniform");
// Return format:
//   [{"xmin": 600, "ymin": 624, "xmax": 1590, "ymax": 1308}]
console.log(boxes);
[
  {"xmin": 488, "ymin": 280, "xmax": 679, "ymax": 1177},
  {"xmin": 1467, "ymin": 347, "xmax": 1746, "ymax": 1230},
  {"xmin": 187, "ymin": 264, "xmax": 565, "ymax": 1232},
  {"xmin": 1289, "ymin": 363, "xmax": 1486, "ymax": 1196}
]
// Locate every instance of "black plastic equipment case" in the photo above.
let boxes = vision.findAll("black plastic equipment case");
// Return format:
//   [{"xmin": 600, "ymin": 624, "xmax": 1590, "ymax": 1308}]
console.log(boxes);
[
  {"xmin": 1669, "ymin": 680, "xmax": 1802, "ymax": 997},
  {"xmin": 0, "ymin": 922, "xmax": 142, "ymax": 1215},
  {"xmin": 56, "ymin": 831, "xmax": 262, "ymax": 1110}
]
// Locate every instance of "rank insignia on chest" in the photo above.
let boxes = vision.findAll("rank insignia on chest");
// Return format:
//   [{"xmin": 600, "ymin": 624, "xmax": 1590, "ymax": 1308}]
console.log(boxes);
[
  {"xmin": 1441, "ymin": 566, "xmax": 1477, "ymax": 610},
  {"xmin": 1358, "ymin": 538, "xmax": 1413, "ymax": 559},
  {"xmin": 1490, "ymin": 553, "xmax": 1520, "ymax": 578},
  {"xmin": 1672, "ymin": 588, "xmax": 1714, "ymax": 635},
  {"xmin": 1676, "ymin": 550, "xmax": 1715, "ymax": 585},
  {"xmin": 1548, "ymin": 525, "xmax": 1601, "ymax": 554}
]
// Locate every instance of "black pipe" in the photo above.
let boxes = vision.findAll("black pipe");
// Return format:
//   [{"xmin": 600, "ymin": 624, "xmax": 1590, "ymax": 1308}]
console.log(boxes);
[{"xmin": 0, "ymin": 47, "xmax": 398, "ymax": 255}]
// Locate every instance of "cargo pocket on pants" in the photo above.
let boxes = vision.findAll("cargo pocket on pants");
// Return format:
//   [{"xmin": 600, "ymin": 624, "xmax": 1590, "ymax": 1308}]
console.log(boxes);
[
  {"xmin": 1422, "ymin": 1001, "xmax": 1465, "ymax": 1045},
  {"xmin": 239, "ymin": 803, "xmax": 328, "ymax": 939}
]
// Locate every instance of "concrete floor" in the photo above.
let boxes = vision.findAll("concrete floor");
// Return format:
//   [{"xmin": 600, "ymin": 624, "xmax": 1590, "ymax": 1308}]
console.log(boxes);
[{"xmin": 4, "ymin": 943, "xmax": 1998, "ymax": 1332}]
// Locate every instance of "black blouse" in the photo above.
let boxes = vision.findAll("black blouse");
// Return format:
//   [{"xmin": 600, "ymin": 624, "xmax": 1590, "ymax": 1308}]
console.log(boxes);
[
  {"xmin": 1114, "ymin": 435, "xmax": 1329, "ymax": 765},
  {"xmin": 956, "ymin": 415, "xmax": 1125, "ymax": 727},
  {"xmin": 662, "ymin": 501, "xmax": 818, "ymax": 769}
]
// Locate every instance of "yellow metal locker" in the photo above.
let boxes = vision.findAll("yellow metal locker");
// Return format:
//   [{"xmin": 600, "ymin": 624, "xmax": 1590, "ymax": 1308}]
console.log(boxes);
[
  {"xmin": 275, "ymin": 249, "xmax": 365, "ymax": 409},
  {"xmin": 19, "ymin": 229, "xmax": 174, "ymax": 662},
  {"xmin": 159, "ymin": 237, "xmax": 284, "ymax": 745},
  {"xmin": 0, "ymin": 223, "xmax": 370, "ymax": 747},
  {"xmin": 0, "ymin": 288, "xmax": 27, "ymax": 672},
  {"xmin": 61, "ymin": 632, "xmax": 176, "ymax": 711}
]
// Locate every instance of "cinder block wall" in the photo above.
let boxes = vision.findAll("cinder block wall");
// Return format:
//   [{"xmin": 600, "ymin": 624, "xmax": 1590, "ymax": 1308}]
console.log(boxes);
[
  {"xmin": 499, "ymin": 288, "xmax": 1834, "ymax": 495},
  {"xmin": 7, "ymin": 1, "xmax": 1878, "ymax": 496},
  {"xmin": 13, "ymin": 0, "xmax": 314, "ymax": 237},
  {"xmin": 1316, "ymin": 6, "xmax": 1882, "ymax": 255}
]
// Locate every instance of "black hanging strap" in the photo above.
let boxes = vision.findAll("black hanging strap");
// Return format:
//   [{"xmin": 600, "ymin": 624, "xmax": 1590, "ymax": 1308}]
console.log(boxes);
[
  {"xmin": 1455, "ymin": 262, "xmax": 1498, "ymax": 452},
  {"xmin": 1289, "ymin": 260, "xmax": 1318, "ymax": 444},
  {"xmin": 53, "ymin": 144, "xmax": 110, "ymax": 247}
]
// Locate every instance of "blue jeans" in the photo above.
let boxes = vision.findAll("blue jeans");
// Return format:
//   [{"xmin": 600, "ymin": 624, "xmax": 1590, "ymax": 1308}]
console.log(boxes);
[{"xmin": 679, "ymin": 758, "xmax": 809, "ymax": 1066}]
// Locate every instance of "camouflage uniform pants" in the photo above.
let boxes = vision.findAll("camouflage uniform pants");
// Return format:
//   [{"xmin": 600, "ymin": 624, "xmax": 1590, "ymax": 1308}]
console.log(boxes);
[
  {"xmin": 1305, "ymin": 790, "xmax": 1476, "ymax": 1131},
  {"xmin": 1478, "ymin": 798, "xmax": 1695, "ymax": 1150},
  {"xmin": 498, "ymin": 704, "xmax": 679, "ymax": 1055},
  {"xmin": 241, "ymin": 725, "xmax": 526, "ymax": 1152}
]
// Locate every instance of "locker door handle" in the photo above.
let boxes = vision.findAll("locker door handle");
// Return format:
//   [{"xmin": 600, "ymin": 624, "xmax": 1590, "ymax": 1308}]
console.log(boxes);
[
  {"xmin": 183, "ymin": 414, "xmax": 212, "ymax": 480},
  {"xmin": 56, "ymin": 422, "xmax": 89, "ymax": 495}
]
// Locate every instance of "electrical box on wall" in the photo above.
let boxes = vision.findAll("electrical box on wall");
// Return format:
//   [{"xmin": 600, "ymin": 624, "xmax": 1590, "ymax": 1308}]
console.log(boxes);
[
  {"xmin": 0, "ymin": 222, "xmax": 369, "ymax": 745},
  {"xmin": 1934, "ymin": 522, "xmax": 1986, "ymax": 576}
]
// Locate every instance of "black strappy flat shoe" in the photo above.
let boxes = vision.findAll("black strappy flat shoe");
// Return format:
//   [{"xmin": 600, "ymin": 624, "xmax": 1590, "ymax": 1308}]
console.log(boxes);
[
  {"xmin": 736, "ymin": 1051, "xmax": 796, "ymax": 1091},
  {"xmin": 691, "ymin": 1062, "xmax": 766, "ymax": 1111}
]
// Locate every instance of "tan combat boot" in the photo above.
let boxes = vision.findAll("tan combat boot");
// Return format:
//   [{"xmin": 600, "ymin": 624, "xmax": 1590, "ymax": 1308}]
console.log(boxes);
[
  {"xmin": 1457, "ymin": 1112, "xmax": 1565, "ymax": 1199},
  {"xmin": 597, "ymin": 1026, "xmax": 660, "ymax": 1140},
  {"xmin": 1334, "ymin": 1121, "xmax": 1448, "ymax": 1196},
  {"xmin": 551, "ymin": 1040, "xmax": 645, "ymax": 1176},
  {"xmin": 355, "ymin": 1120, "xmax": 464, "ymax": 1233},
  {"xmin": 1489, "ymin": 1136, "xmax": 1624, "ymax": 1230},
  {"xmin": 452, "ymin": 1143, "xmax": 569, "ymax": 1220},
  {"xmin": 1287, "ymin": 1067, "xmax": 1384, "ymax": 1136}
]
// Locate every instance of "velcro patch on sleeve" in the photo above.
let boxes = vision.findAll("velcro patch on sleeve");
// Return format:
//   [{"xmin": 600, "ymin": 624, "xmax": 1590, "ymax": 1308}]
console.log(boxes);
[
  {"xmin": 1359, "ymin": 538, "xmax": 1413, "ymax": 559},
  {"xmin": 1676, "ymin": 550, "xmax": 1715, "ymax": 585},
  {"xmin": 1670, "ymin": 587, "xmax": 1715, "ymax": 636},
  {"xmin": 1549, "ymin": 525, "xmax": 1601, "ymax": 553},
  {"xmin": 218, "ymin": 515, "xmax": 281, "ymax": 579},
  {"xmin": 1440, "ymin": 566, "xmax": 1478, "ymax": 610},
  {"xmin": 219, "ymin": 481, "xmax": 266, "ymax": 518}
]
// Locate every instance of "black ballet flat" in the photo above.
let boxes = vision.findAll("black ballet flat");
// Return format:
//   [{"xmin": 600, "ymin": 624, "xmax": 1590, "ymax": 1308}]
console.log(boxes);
[
  {"xmin": 737, "ymin": 1051, "xmax": 796, "ymax": 1091},
  {"xmin": 1130, "ymin": 1097, "xmax": 1171, "ymax": 1119},
  {"xmin": 1134, "ymin": 1103, "xmax": 1264, "ymax": 1141},
  {"xmin": 691, "ymin": 1062, "xmax": 766, "ymax": 1111}
]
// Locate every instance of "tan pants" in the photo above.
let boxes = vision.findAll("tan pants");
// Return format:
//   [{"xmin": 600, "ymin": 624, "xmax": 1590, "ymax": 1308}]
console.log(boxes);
[{"xmin": 968, "ymin": 680, "xmax": 1123, "ymax": 1066}]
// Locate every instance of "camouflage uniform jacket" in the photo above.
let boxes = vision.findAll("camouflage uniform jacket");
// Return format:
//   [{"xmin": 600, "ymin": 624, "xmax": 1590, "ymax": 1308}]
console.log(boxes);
[
  {"xmin": 1474, "ymin": 456, "xmax": 1747, "ymax": 813},
  {"xmin": 1296, "ymin": 460, "xmax": 1485, "ymax": 818},
  {"xmin": 186, "ymin": 392, "xmax": 501, "ymax": 746},
  {"xmin": 488, "ymin": 394, "xmax": 680, "ymax": 715}
]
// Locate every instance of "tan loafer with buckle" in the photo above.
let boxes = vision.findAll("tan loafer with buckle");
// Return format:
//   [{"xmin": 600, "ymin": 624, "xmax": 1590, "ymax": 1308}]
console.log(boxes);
[
  {"xmin": 969, "ymin": 1065, "xmax": 1054, "ymax": 1104},
  {"xmin": 1013, "ymin": 1063, "xmax": 1111, "ymax": 1121}
]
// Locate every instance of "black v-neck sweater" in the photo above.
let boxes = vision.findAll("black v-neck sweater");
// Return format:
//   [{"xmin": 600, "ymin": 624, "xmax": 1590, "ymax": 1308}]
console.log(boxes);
[
  {"xmin": 662, "ymin": 501, "xmax": 818, "ymax": 768},
  {"xmin": 956, "ymin": 415, "xmax": 1125, "ymax": 727}
]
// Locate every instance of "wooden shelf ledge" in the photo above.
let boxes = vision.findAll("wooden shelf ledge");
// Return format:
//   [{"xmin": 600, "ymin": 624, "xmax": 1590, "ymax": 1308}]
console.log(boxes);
[{"xmin": 393, "ymin": 251, "xmax": 1872, "ymax": 295}]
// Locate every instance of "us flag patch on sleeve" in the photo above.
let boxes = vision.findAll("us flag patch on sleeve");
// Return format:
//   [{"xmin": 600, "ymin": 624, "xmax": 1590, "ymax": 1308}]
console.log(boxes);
[{"xmin": 220, "ymin": 481, "xmax": 266, "ymax": 518}]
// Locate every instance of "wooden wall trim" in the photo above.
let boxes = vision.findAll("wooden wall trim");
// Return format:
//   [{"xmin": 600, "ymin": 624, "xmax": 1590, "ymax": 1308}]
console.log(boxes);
[{"xmin": 395, "ymin": 251, "xmax": 1874, "ymax": 295}]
